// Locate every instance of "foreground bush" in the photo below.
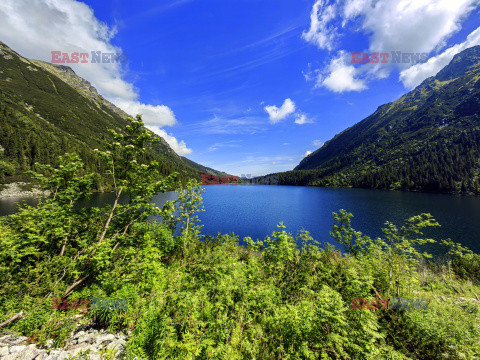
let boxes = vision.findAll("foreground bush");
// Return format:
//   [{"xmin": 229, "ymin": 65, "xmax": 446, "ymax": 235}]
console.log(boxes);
[{"xmin": 1, "ymin": 117, "xmax": 479, "ymax": 359}]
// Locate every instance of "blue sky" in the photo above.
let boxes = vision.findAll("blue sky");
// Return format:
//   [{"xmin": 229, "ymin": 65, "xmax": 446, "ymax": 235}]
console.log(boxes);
[{"xmin": 1, "ymin": 0, "xmax": 480, "ymax": 176}]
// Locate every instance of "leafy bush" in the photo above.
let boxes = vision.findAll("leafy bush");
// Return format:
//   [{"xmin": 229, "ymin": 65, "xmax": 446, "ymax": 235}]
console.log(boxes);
[
  {"xmin": 0, "ymin": 159, "xmax": 15, "ymax": 178},
  {"xmin": 1, "ymin": 117, "xmax": 480, "ymax": 359}
]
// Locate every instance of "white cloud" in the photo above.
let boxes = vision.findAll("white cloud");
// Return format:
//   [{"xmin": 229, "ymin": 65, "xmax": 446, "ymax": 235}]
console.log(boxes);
[
  {"xmin": 342, "ymin": 0, "xmax": 369, "ymax": 20},
  {"xmin": 319, "ymin": 52, "xmax": 367, "ymax": 92},
  {"xmin": 0, "ymin": 0, "xmax": 190, "ymax": 154},
  {"xmin": 399, "ymin": 25, "xmax": 480, "ymax": 88},
  {"xmin": 147, "ymin": 126, "xmax": 193, "ymax": 155},
  {"xmin": 302, "ymin": 0, "xmax": 338, "ymax": 51},
  {"xmin": 264, "ymin": 98, "xmax": 296, "ymax": 123},
  {"xmin": 313, "ymin": 139, "xmax": 324, "ymax": 146},
  {"xmin": 304, "ymin": 0, "xmax": 479, "ymax": 55},
  {"xmin": 303, "ymin": 150, "xmax": 312, "ymax": 158},
  {"xmin": 359, "ymin": 0, "xmax": 478, "ymax": 59},
  {"xmin": 302, "ymin": 0, "xmax": 480, "ymax": 90},
  {"xmin": 115, "ymin": 101, "xmax": 177, "ymax": 127},
  {"xmin": 264, "ymin": 100, "xmax": 312, "ymax": 125},
  {"xmin": 294, "ymin": 114, "xmax": 313, "ymax": 125}
]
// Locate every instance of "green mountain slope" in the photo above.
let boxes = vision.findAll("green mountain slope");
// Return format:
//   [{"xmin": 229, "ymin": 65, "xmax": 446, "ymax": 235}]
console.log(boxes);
[
  {"xmin": 280, "ymin": 46, "xmax": 480, "ymax": 194},
  {"xmin": 180, "ymin": 156, "xmax": 228, "ymax": 177},
  {"xmin": 0, "ymin": 41, "xmax": 224, "ymax": 184}
]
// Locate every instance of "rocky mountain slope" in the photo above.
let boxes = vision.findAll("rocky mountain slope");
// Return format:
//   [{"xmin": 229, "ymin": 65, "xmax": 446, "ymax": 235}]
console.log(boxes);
[
  {"xmin": 0, "ymin": 41, "xmax": 224, "ymax": 185},
  {"xmin": 279, "ymin": 46, "xmax": 480, "ymax": 194}
]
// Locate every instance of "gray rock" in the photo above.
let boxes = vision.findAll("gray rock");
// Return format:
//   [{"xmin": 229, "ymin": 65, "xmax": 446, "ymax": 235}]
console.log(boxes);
[
  {"xmin": 96, "ymin": 333, "xmax": 115, "ymax": 345},
  {"xmin": 0, "ymin": 330, "xmax": 128, "ymax": 359},
  {"xmin": 1, "ymin": 335, "xmax": 27, "ymax": 346},
  {"xmin": 16, "ymin": 344, "xmax": 39, "ymax": 360},
  {"xmin": 76, "ymin": 334, "xmax": 95, "ymax": 344},
  {"xmin": 9, "ymin": 345, "xmax": 27, "ymax": 353},
  {"xmin": 87, "ymin": 353, "xmax": 102, "ymax": 360},
  {"xmin": 0, "ymin": 346, "xmax": 9, "ymax": 357},
  {"xmin": 0, "ymin": 335, "xmax": 10, "ymax": 343},
  {"xmin": 45, "ymin": 353, "xmax": 58, "ymax": 360},
  {"xmin": 2, "ymin": 354, "xmax": 18, "ymax": 360},
  {"xmin": 68, "ymin": 347, "xmax": 92, "ymax": 358},
  {"xmin": 45, "ymin": 349, "xmax": 62, "ymax": 360},
  {"xmin": 55, "ymin": 353, "xmax": 70, "ymax": 360},
  {"xmin": 107, "ymin": 339, "xmax": 126, "ymax": 352},
  {"xmin": 34, "ymin": 351, "xmax": 48, "ymax": 360},
  {"xmin": 72, "ymin": 330, "xmax": 86, "ymax": 340}
]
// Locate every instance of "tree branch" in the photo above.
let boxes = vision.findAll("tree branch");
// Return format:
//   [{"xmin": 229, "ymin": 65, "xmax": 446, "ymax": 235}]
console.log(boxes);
[
  {"xmin": 98, "ymin": 187, "xmax": 123, "ymax": 244},
  {"xmin": 63, "ymin": 274, "xmax": 90, "ymax": 297},
  {"xmin": 0, "ymin": 311, "xmax": 24, "ymax": 329}
]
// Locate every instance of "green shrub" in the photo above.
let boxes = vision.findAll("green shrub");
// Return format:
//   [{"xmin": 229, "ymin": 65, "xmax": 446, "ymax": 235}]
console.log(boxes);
[
  {"xmin": 0, "ymin": 159, "xmax": 15, "ymax": 178},
  {"xmin": 2, "ymin": 117, "xmax": 480, "ymax": 359}
]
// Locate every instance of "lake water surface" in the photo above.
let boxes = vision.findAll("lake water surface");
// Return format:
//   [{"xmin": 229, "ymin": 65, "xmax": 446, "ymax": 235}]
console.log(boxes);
[
  {"xmin": 196, "ymin": 185, "xmax": 480, "ymax": 255},
  {"xmin": 1, "ymin": 185, "xmax": 479, "ymax": 255}
]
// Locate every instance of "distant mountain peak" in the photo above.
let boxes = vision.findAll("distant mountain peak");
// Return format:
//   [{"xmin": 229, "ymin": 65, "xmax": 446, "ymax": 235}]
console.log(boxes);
[
  {"xmin": 51, "ymin": 64, "xmax": 77, "ymax": 76},
  {"xmin": 435, "ymin": 45, "xmax": 480, "ymax": 82}
]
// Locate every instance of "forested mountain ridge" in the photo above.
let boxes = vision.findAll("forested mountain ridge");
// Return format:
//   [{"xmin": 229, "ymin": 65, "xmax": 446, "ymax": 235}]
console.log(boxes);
[
  {"xmin": 279, "ymin": 46, "xmax": 480, "ymax": 194},
  {"xmin": 0, "ymin": 41, "xmax": 224, "ymax": 184}
]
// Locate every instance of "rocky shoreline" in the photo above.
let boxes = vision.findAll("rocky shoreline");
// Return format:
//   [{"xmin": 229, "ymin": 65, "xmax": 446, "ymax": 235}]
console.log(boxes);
[
  {"xmin": 0, "ymin": 327, "xmax": 129, "ymax": 360},
  {"xmin": 0, "ymin": 182, "xmax": 48, "ymax": 200}
]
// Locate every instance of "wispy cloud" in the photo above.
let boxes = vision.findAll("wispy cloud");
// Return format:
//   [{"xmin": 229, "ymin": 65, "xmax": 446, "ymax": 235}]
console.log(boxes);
[
  {"xmin": 195, "ymin": 45, "xmax": 306, "ymax": 80},
  {"xmin": 207, "ymin": 140, "xmax": 243, "ymax": 152},
  {"xmin": 294, "ymin": 114, "xmax": 314, "ymax": 125},
  {"xmin": 131, "ymin": 0, "xmax": 196, "ymax": 20},
  {"xmin": 210, "ymin": 26, "xmax": 300, "ymax": 58},
  {"xmin": 189, "ymin": 114, "xmax": 267, "ymax": 135},
  {"xmin": 218, "ymin": 155, "xmax": 298, "ymax": 177}
]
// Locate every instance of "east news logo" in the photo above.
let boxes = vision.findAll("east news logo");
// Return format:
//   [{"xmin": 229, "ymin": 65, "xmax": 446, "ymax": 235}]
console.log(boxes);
[
  {"xmin": 351, "ymin": 297, "xmax": 429, "ymax": 310},
  {"xmin": 202, "ymin": 174, "xmax": 239, "ymax": 185}
]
